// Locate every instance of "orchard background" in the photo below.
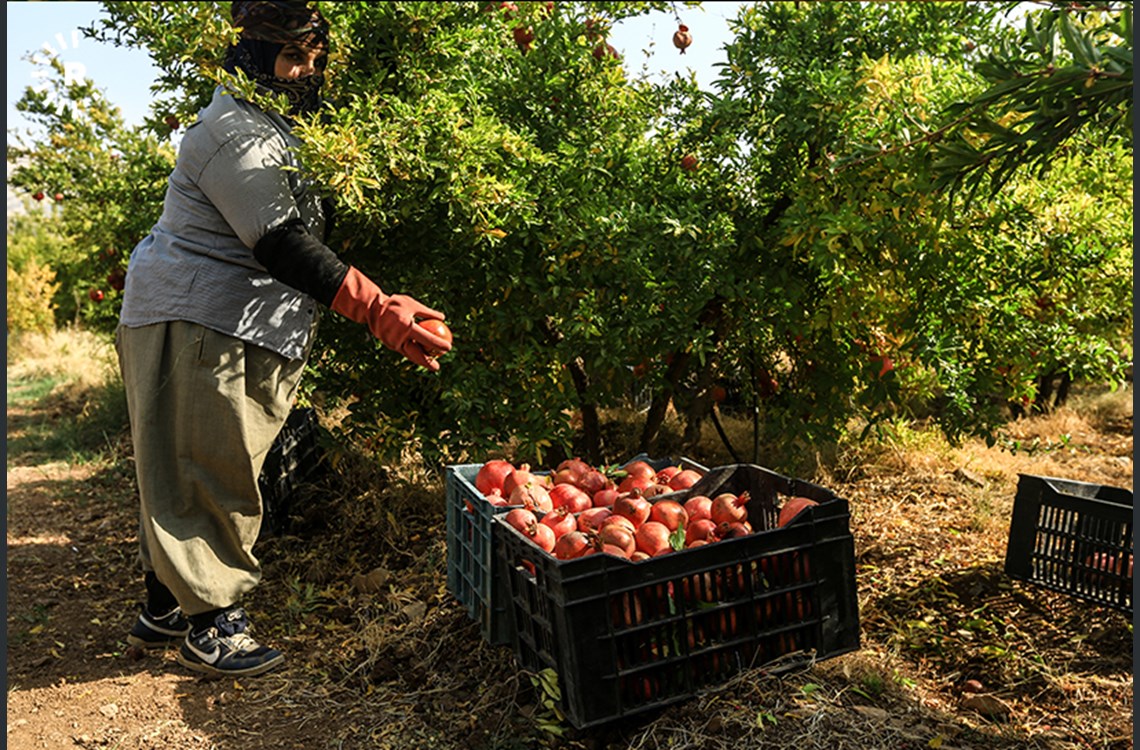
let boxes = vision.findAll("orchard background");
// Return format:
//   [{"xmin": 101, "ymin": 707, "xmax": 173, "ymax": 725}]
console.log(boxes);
[
  {"xmin": 5, "ymin": 3, "xmax": 1133, "ymax": 749},
  {"xmin": 8, "ymin": 0, "xmax": 1131, "ymax": 470}
]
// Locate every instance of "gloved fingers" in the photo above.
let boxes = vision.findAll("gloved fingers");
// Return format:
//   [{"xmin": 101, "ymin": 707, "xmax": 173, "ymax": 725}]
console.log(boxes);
[
  {"xmin": 370, "ymin": 294, "xmax": 449, "ymax": 367},
  {"xmin": 406, "ymin": 324, "xmax": 452, "ymax": 355},
  {"xmin": 399, "ymin": 341, "xmax": 442, "ymax": 372},
  {"xmin": 400, "ymin": 296, "xmax": 445, "ymax": 321}
]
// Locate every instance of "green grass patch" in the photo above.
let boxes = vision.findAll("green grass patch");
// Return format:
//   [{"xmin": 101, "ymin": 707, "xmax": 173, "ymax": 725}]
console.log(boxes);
[
  {"xmin": 6, "ymin": 374, "xmax": 64, "ymax": 406},
  {"xmin": 6, "ymin": 376, "xmax": 129, "ymax": 467}
]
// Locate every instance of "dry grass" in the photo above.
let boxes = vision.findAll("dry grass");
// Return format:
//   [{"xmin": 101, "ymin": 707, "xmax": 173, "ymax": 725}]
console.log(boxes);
[
  {"xmin": 6, "ymin": 326, "xmax": 120, "ymax": 395},
  {"xmin": 6, "ymin": 327, "xmax": 128, "ymax": 463}
]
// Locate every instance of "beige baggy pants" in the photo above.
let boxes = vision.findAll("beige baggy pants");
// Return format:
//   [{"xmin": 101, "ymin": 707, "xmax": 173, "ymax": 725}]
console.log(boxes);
[{"xmin": 116, "ymin": 321, "xmax": 306, "ymax": 616}]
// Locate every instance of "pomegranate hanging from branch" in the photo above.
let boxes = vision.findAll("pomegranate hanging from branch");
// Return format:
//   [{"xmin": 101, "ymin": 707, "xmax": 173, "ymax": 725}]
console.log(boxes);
[{"xmin": 672, "ymin": 24, "xmax": 692, "ymax": 54}]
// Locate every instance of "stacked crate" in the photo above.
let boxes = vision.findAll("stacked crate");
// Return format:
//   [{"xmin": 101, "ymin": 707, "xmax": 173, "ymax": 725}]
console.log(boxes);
[
  {"xmin": 444, "ymin": 455, "xmax": 706, "ymax": 646},
  {"xmin": 258, "ymin": 407, "xmax": 324, "ymax": 538}
]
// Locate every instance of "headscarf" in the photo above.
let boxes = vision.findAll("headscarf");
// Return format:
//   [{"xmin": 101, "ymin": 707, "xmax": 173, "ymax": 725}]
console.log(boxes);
[{"xmin": 223, "ymin": 1, "xmax": 329, "ymax": 116}]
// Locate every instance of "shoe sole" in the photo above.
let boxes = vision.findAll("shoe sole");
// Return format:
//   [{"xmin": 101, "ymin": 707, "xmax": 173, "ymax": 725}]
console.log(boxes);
[{"xmin": 175, "ymin": 650, "xmax": 286, "ymax": 677}]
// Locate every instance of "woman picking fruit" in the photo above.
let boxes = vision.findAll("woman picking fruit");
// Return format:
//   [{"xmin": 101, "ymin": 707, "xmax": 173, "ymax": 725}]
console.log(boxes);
[{"xmin": 115, "ymin": 1, "xmax": 451, "ymax": 678}]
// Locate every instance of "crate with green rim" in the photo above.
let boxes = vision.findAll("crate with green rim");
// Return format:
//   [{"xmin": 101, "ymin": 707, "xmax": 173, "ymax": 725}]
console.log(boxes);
[{"xmin": 444, "ymin": 454, "xmax": 707, "ymax": 647}]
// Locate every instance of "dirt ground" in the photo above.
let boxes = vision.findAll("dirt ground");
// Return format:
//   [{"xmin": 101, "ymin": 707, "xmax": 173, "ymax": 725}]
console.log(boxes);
[{"xmin": 5, "ymin": 376, "xmax": 1134, "ymax": 750}]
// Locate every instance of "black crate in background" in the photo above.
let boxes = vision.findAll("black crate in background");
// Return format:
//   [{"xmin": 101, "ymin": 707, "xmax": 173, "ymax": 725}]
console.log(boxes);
[
  {"xmin": 1004, "ymin": 474, "xmax": 1133, "ymax": 614},
  {"xmin": 494, "ymin": 463, "xmax": 861, "ymax": 729},
  {"xmin": 259, "ymin": 407, "xmax": 324, "ymax": 538}
]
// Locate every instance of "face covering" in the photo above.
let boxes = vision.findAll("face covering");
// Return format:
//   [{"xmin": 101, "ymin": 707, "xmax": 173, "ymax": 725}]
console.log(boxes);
[
  {"xmin": 224, "ymin": 1, "xmax": 330, "ymax": 116},
  {"xmin": 223, "ymin": 37, "xmax": 325, "ymax": 116}
]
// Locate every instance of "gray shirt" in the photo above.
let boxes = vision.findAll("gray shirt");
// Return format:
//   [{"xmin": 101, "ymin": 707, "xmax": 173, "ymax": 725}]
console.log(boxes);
[{"xmin": 119, "ymin": 86, "xmax": 326, "ymax": 361}]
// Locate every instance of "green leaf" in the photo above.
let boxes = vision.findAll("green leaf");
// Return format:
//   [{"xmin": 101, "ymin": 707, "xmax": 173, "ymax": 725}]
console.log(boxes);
[
  {"xmin": 1058, "ymin": 11, "xmax": 1095, "ymax": 67},
  {"xmin": 669, "ymin": 524, "xmax": 686, "ymax": 551}
]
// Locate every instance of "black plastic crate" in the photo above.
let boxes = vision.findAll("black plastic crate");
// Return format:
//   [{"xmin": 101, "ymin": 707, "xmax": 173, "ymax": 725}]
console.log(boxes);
[
  {"xmin": 258, "ymin": 407, "xmax": 324, "ymax": 538},
  {"xmin": 444, "ymin": 454, "xmax": 707, "ymax": 647},
  {"xmin": 1004, "ymin": 474, "xmax": 1133, "ymax": 614},
  {"xmin": 493, "ymin": 463, "xmax": 860, "ymax": 729}
]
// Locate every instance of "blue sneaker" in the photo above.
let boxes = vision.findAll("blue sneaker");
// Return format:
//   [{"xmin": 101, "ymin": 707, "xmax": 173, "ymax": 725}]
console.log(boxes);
[
  {"xmin": 127, "ymin": 606, "xmax": 191, "ymax": 650},
  {"xmin": 176, "ymin": 608, "xmax": 284, "ymax": 677}
]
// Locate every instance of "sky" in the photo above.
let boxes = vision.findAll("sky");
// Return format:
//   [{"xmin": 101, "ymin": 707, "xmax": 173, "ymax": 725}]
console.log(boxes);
[
  {"xmin": 7, "ymin": 1, "xmax": 163, "ymax": 139},
  {"xmin": 6, "ymin": 1, "xmax": 750, "ymax": 139}
]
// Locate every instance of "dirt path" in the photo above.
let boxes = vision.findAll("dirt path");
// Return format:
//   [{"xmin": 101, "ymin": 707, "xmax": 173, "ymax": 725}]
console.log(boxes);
[
  {"xmin": 5, "ymin": 415, "xmax": 372, "ymax": 749},
  {"xmin": 7, "ymin": 462, "xmax": 204, "ymax": 749},
  {"xmin": 5, "ymin": 457, "xmax": 302, "ymax": 749}
]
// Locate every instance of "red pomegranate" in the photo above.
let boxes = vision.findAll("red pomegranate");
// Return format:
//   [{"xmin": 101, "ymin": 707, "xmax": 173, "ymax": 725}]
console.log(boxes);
[{"xmin": 672, "ymin": 24, "xmax": 692, "ymax": 54}]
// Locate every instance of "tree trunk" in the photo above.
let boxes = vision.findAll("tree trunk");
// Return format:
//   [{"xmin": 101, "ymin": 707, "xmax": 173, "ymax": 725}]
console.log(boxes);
[
  {"xmin": 1055, "ymin": 371, "xmax": 1072, "ymax": 407},
  {"xmin": 1035, "ymin": 372, "xmax": 1056, "ymax": 413},
  {"xmin": 638, "ymin": 294, "xmax": 725, "ymax": 449},
  {"xmin": 709, "ymin": 405, "xmax": 742, "ymax": 463},
  {"xmin": 748, "ymin": 351, "xmax": 762, "ymax": 464},
  {"xmin": 539, "ymin": 318, "xmax": 602, "ymax": 464},
  {"xmin": 639, "ymin": 350, "xmax": 693, "ymax": 455},
  {"xmin": 681, "ymin": 300, "xmax": 730, "ymax": 452},
  {"xmin": 640, "ymin": 393, "xmax": 670, "ymax": 457},
  {"xmin": 567, "ymin": 358, "xmax": 601, "ymax": 464},
  {"xmin": 640, "ymin": 295, "xmax": 727, "ymax": 454},
  {"xmin": 681, "ymin": 354, "xmax": 720, "ymax": 451}
]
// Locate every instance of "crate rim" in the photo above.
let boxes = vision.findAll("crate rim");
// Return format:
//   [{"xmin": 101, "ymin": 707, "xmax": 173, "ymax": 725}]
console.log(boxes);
[{"xmin": 1016, "ymin": 472, "xmax": 1133, "ymax": 508}]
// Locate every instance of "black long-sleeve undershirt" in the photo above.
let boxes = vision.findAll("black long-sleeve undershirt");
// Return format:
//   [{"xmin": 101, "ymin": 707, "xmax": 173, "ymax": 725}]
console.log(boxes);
[{"xmin": 252, "ymin": 218, "xmax": 349, "ymax": 307}]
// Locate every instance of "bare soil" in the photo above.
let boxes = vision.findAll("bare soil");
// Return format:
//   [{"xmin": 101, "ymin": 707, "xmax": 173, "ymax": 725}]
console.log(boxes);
[{"xmin": 6, "ymin": 373, "xmax": 1133, "ymax": 750}]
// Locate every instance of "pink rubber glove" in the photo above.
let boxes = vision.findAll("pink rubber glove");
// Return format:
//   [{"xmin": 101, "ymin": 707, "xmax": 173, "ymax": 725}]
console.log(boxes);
[{"xmin": 330, "ymin": 266, "xmax": 451, "ymax": 370}]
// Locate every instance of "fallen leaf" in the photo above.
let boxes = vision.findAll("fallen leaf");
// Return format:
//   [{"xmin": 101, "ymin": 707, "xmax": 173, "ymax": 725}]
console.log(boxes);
[
  {"xmin": 961, "ymin": 693, "xmax": 1012, "ymax": 718},
  {"xmin": 400, "ymin": 601, "xmax": 428, "ymax": 623},
  {"xmin": 351, "ymin": 567, "xmax": 390, "ymax": 594}
]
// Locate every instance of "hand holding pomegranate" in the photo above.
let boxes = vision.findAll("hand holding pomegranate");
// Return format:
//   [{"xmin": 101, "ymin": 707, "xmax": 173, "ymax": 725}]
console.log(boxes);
[{"xmin": 330, "ymin": 267, "xmax": 451, "ymax": 370}]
